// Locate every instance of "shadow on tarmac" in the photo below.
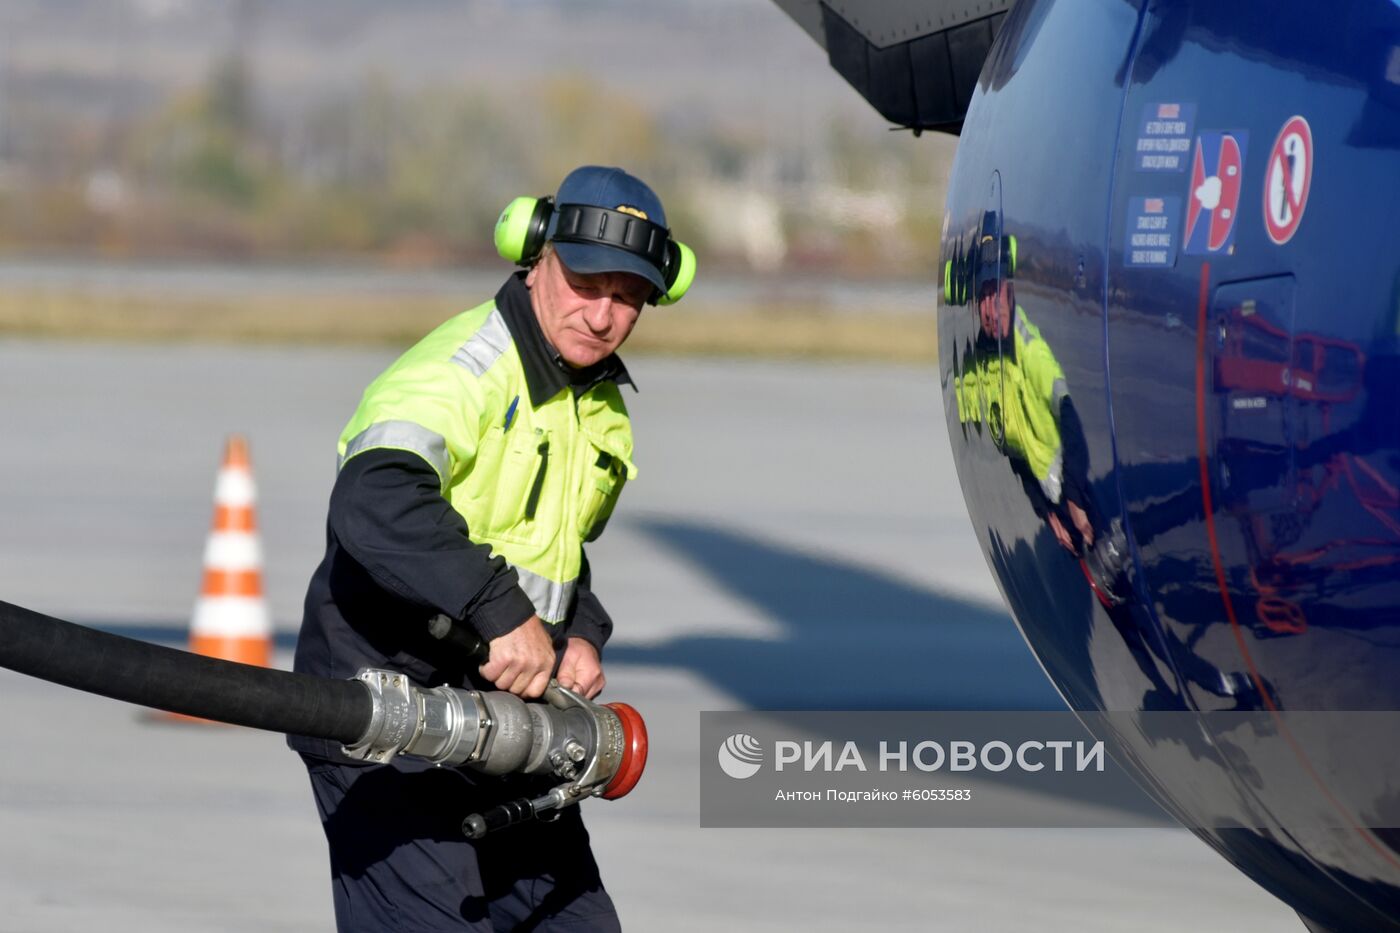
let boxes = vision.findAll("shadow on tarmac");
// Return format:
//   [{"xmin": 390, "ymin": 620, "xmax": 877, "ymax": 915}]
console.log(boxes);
[
  {"xmin": 83, "ymin": 519, "xmax": 1170, "ymax": 823},
  {"xmin": 88, "ymin": 516, "xmax": 1066, "ymax": 710},
  {"xmin": 612, "ymin": 517, "xmax": 1169, "ymax": 824},
  {"xmin": 607, "ymin": 516, "xmax": 1067, "ymax": 711}
]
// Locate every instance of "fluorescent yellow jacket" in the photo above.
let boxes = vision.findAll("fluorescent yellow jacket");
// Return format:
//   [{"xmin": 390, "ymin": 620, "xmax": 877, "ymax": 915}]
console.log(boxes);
[
  {"xmin": 955, "ymin": 307, "xmax": 1069, "ymax": 503},
  {"xmin": 337, "ymin": 289, "xmax": 636, "ymax": 625}
]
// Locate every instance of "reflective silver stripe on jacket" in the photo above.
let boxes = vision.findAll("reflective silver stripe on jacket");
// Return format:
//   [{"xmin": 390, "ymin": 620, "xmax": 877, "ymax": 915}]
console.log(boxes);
[
  {"xmin": 515, "ymin": 566, "xmax": 577, "ymax": 623},
  {"xmin": 451, "ymin": 308, "xmax": 512, "ymax": 377},
  {"xmin": 1040, "ymin": 449, "xmax": 1064, "ymax": 505},
  {"xmin": 1014, "ymin": 312, "xmax": 1033, "ymax": 344},
  {"xmin": 340, "ymin": 421, "xmax": 450, "ymax": 489}
]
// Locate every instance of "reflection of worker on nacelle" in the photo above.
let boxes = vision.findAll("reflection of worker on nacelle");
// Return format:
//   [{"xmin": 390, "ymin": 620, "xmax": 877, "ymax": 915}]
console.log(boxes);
[
  {"xmin": 950, "ymin": 217, "xmax": 1265, "ymax": 709},
  {"xmin": 951, "ymin": 218, "xmax": 1125, "ymax": 604}
]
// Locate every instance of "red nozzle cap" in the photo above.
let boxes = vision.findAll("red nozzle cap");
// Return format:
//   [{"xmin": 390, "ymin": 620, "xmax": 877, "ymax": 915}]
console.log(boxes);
[{"xmin": 601, "ymin": 702, "xmax": 648, "ymax": 800}]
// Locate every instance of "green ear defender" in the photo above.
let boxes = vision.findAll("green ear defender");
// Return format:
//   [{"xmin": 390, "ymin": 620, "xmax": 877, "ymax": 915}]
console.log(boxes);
[
  {"xmin": 494, "ymin": 196, "xmax": 553, "ymax": 266},
  {"xmin": 1005, "ymin": 234, "xmax": 1018, "ymax": 278},
  {"xmin": 942, "ymin": 239, "xmax": 966, "ymax": 305},
  {"xmin": 496, "ymin": 195, "xmax": 697, "ymax": 306},
  {"xmin": 657, "ymin": 241, "xmax": 696, "ymax": 306},
  {"xmin": 959, "ymin": 245, "xmax": 974, "ymax": 305}
]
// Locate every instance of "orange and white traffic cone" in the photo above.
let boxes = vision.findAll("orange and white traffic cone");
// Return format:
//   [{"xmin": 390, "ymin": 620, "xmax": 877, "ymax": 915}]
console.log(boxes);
[
  {"xmin": 187, "ymin": 434, "xmax": 273, "ymax": 668},
  {"xmin": 154, "ymin": 435, "xmax": 274, "ymax": 726}
]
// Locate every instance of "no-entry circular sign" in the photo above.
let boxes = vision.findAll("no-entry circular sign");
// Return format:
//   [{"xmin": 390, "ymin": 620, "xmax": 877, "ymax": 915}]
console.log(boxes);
[{"xmin": 1264, "ymin": 115, "xmax": 1313, "ymax": 244}]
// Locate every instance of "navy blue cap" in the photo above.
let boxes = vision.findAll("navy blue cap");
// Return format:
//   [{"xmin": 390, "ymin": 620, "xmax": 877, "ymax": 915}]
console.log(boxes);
[
  {"xmin": 975, "ymin": 210, "xmax": 1009, "ymax": 294},
  {"xmin": 547, "ymin": 165, "xmax": 669, "ymax": 292},
  {"xmin": 975, "ymin": 234, "xmax": 1001, "ymax": 295}
]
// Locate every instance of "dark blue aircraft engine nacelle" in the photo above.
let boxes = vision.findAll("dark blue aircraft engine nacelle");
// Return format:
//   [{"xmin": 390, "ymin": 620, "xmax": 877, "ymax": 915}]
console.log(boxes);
[{"xmin": 939, "ymin": 1, "xmax": 1400, "ymax": 930}]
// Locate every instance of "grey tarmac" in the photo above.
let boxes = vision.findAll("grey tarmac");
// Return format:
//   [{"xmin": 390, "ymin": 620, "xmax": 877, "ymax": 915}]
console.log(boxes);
[{"xmin": 0, "ymin": 340, "xmax": 1295, "ymax": 931}]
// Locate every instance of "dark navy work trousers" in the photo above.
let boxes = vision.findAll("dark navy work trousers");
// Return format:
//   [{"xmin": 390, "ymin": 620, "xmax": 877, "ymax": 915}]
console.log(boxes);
[{"xmin": 303, "ymin": 754, "xmax": 621, "ymax": 932}]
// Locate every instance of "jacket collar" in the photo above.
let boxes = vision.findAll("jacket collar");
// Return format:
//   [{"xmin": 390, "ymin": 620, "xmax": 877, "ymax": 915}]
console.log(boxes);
[{"xmin": 495, "ymin": 273, "xmax": 635, "ymax": 408}]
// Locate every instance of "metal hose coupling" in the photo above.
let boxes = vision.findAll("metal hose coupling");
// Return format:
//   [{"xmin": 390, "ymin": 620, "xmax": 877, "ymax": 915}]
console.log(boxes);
[{"xmin": 340, "ymin": 670, "xmax": 647, "ymax": 807}]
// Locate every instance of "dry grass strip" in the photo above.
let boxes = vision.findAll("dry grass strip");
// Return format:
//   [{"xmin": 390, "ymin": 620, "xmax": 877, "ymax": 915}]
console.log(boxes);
[{"xmin": 0, "ymin": 289, "xmax": 937, "ymax": 363}]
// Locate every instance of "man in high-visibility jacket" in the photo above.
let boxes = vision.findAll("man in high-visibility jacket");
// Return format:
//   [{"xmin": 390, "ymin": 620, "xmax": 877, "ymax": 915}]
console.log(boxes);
[
  {"xmin": 959, "ymin": 270, "xmax": 1098, "ymax": 552},
  {"xmin": 289, "ymin": 166, "xmax": 692, "ymax": 932},
  {"xmin": 954, "ymin": 243, "xmax": 1135, "ymax": 604}
]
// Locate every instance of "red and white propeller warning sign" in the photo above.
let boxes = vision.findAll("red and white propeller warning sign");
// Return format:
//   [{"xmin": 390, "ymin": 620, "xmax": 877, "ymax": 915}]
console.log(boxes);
[{"xmin": 1263, "ymin": 115, "xmax": 1313, "ymax": 245}]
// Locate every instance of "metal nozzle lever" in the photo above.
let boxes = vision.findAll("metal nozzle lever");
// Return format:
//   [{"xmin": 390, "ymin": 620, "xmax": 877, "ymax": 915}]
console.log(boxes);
[
  {"xmin": 427, "ymin": 613, "xmax": 491, "ymax": 665},
  {"xmin": 463, "ymin": 792, "xmax": 562, "ymax": 839}
]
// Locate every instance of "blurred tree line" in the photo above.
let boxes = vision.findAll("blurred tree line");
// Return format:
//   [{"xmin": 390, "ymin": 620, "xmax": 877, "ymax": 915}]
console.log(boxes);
[{"xmin": 0, "ymin": 56, "xmax": 954, "ymax": 274}]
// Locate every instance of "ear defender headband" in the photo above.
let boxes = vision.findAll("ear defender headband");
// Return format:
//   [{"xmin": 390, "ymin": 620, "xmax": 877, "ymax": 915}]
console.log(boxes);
[{"xmin": 495, "ymin": 195, "xmax": 697, "ymax": 306}]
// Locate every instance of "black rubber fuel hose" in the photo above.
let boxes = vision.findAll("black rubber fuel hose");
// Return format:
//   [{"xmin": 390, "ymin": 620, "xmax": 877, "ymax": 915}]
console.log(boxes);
[{"xmin": 0, "ymin": 599, "xmax": 371, "ymax": 744}]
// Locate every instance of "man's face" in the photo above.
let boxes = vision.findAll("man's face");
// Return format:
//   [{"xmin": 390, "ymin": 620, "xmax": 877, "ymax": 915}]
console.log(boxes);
[
  {"xmin": 978, "ymin": 280, "xmax": 1012, "ymax": 339},
  {"xmin": 526, "ymin": 249, "xmax": 650, "ymax": 368}
]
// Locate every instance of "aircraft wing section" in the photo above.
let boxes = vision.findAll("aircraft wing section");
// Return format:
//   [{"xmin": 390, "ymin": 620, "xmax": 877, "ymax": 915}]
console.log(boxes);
[{"xmin": 770, "ymin": 0, "xmax": 1013, "ymax": 134}]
